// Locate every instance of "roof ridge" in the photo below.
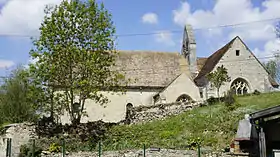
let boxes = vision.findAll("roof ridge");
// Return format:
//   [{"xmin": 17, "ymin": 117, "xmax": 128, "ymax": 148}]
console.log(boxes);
[
  {"xmin": 116, "ymin": 50, "xmax": 179, "ymax": 54},
  {"xmin": 194, "ymin": 37, "xmax": 236, "ymax": 86}
]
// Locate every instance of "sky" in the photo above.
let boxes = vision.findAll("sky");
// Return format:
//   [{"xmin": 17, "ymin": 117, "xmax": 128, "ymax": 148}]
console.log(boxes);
[{"xmin": 0, "ymin": 0, "xmax": 280, "ymax": 77}]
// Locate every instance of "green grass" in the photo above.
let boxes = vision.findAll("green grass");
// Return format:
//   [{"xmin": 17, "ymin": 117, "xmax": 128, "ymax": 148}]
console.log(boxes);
[{"xmin": 103, "ymin": 92, "xmax": 280, "ymax": 151}]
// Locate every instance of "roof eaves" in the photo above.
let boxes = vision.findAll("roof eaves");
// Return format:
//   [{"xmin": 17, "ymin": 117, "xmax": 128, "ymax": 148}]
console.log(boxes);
[{"xmin": 193, "ymin": 37, "xmax": 237, "ymax": 86}]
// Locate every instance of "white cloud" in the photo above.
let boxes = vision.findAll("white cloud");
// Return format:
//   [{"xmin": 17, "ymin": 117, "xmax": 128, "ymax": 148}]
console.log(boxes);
[
  {"xmin": 154, "ymin": 31, "xmax": 175, "ymax": 46},
  {"xmin": 0, "ymin": 0, "xmax": 64, "ymax": 35},
  {"xmin": 172, "ymin": 0, "xmax": 280, "ymax": 41},
  {"xmin": 254, "ymin": 39, "xmax": 280, "ymax": 61},
  {"xmin": 142, "ymin": 12, "xmax": 158, "ymax": 24},
  {"xmin": 228, "ymin": 24, "xmax": 276, "ymax": 41},
  {"xmin": 172, "ymin": 0, "xmax": 280, "ymax": 59},
  {"xmin": 0, "ymin": 59, "xmax": 15, "ymax": 68}
]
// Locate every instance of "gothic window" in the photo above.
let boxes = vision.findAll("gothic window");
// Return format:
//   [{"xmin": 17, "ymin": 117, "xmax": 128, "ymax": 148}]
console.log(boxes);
[
  {"xmin": 176, "ymin": 94, "xmax": 192, "ymax": 103},
  {"xmin": 126, "ymin": 103, "xmax": 133, "ymax": 111},
  {"xmin": 230, "ymin": 78, "xmax": 250, "ymax": 95}
]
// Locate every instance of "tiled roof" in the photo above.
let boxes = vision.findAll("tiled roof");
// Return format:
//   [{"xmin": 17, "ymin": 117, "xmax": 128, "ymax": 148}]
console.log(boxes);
[
  {"xmin": 194, "ymin": 37, "xmax": 236, "ymax": 86},
  {"xmin": 197, "ymin": 57, "xmax": 208, "ymax": 71},
  {"xmin": 114, "ymin": 50, "xmax": 185, "ymax": 87}
]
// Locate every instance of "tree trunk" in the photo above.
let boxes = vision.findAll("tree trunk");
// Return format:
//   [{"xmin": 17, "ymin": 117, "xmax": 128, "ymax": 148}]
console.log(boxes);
[
  {"xmin": 72, "ymin": 117, "xmax": 81, "ymax": 126},
  {"xmin": 73, "ymin": 97, "xmax": 86, "ymax": 126},
  {"xmin": 50, "ymin": 90, "xmax": 54, "ymax": 123},
  {"xmin": 217, "ymin": 88, "xmax": 220, "ymax": 102}
]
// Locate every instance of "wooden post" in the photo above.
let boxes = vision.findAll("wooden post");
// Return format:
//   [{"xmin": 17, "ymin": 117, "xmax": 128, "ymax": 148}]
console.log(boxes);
[
  {"xmin": 198, "ymin": 144, "xmax": 201, "ymax": 157},
  {"xmin": 32, "ymin": 139, "xmax": 35, "ymax": 157},
  {"xmin": 98, "ymin": 141, "xmax": 102, "ymax": 157},
  {"xmin": 259, "ymin": 127, "xmax": 266, "ymax": 157},
  {"xmin": 143, "ymin": 144, "xmax": 146, "ymax": 157},
  {"xmin": 62, "ymin": 138, "xmax": 65, "ymax": 157},
  {"xmin": 7, "ymin": 138, "xmax": 12, "ymax": 157},
  {"xmin": 5, "ymin": 138, "xmax": 9, "ymax": 157}
]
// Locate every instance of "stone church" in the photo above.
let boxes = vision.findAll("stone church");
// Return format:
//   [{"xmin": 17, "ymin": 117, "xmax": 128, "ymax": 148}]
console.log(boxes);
[{"xmin": 60, "ymin": 25, "xmax": 279, "ymax": 124}]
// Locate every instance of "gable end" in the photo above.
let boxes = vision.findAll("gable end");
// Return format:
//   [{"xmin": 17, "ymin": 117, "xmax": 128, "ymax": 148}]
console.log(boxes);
[
  {"xmin": 194, "ymin": 36, "xmax": 279, "ymax": 88},
  {"xmin": 194, "ymin": 37, "xmax": 236, "ymax": 86}
]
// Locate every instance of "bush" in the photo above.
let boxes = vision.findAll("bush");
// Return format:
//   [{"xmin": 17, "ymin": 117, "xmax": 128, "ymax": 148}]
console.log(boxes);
[
  {"xmin": 206, "ymin": 96, "xmax": 225, "ymax": 105},
  {"xmin": 206, "ymin": 97, "xmax": 220, "ymax": 105},
  {"xmin": 224, "ymin": 90, "xmax": 240, "ymax": 111},
  {"xmin": 186, "ymin": 137, "xmax": 203, "ymax": 150},
  {"xmin": 48, "ymin": 142, "xmax": 61, "ymax": 153},
  {"xmin": 0, "ymin": 67, "xmax": 40, "ymax": 126},
  {"xmin": 253, "ymin": 90, "xmax": 261, "ymax": 95},
  {"xmin": 19, "ymin": 143, "xmax": 42, "ymax": 157},
  {"xmin": 224, "ymin": 90, "xmax": 235, "ymax": 106}
]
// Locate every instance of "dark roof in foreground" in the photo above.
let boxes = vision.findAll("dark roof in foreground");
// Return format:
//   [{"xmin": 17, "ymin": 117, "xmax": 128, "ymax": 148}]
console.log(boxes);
[{"xmin": 250, "ymin": 105, "xmax": 280, "ymax": 120}]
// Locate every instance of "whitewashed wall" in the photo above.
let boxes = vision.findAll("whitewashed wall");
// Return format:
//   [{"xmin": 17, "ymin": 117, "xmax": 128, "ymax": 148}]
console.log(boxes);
[
  {"xmin": 59, "ymin": 89, "xmax": 160, "ymax": 124},
  {"xmin": 206, "ymin": 37, "xmax": 274, "ymax": 98}
]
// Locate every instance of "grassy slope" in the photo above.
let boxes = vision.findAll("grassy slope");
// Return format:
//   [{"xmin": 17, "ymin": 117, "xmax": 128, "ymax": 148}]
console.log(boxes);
[{"xmin": 103, "ymin": 92, "xmax": 280, "ymax": 151}]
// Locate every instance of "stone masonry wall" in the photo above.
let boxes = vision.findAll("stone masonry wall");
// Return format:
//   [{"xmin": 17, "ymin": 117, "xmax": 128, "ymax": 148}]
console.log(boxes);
[
  {"xmin": 207, "ymin": 37, "xmax": 275, "ymax": 98},
  {"xmin": 0, "ymin": 123, "xmax": 36, "ymax": 157},
  {"xmin": 41, "ymin": 149, "xmax": 249, "ymax": 157},
  {"xmin": 124, "ymin": 101, "xmax": 203, "ymax": 124}
]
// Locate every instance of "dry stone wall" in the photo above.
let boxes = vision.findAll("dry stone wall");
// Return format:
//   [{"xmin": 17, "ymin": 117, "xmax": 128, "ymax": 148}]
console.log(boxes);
[
  {"xmin": 40, "ymin": 149, "xmax": 248, "ymax": 157},
  {"xmin": 124, "ymin": 101, "xmax": 203, "ymax": 124},
  {"xmin": 0, "ymin": 123, "xmax": 36, "ymax": 157},
  {"xmin": 41, "ymin": 149, "xmax": 197, "ymax": 157}
]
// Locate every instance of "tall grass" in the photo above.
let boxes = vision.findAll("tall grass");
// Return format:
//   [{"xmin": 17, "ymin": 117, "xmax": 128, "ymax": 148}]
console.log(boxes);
[{"xmin": 102, "ymin": 92, "xmax": 280, "ymax": 151}]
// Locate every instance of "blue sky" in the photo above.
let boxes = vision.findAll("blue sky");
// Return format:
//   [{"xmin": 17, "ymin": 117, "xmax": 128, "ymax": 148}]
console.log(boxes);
[{"xmin": 0, "ymin": 0, "xmax": 280, "ymax": 77}]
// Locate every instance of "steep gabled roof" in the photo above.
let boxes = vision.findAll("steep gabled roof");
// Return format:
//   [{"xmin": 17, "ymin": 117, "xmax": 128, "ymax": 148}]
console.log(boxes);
[
  {"xmin": 194, "ymin": 37, "xmax": 236, "ymax": 86},
  {"xmin": 114, "ymin": 50, "xmax": 185, "ymax": 87},
  {"xmin": 197, "ymin": 57, "xmax": 208, "ymax": 71},
  {"xmin": 194, "ymin": 36, "xmax": 279, "ymax": 88}
]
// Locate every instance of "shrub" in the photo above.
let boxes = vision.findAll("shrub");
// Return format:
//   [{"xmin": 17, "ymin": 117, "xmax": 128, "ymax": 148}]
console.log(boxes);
[
  {"xmin": 253, "ymin": 90, "xmax": 261, "ymax": 95},
  {"xmin": 19, "ymin": 143, "xmax": 42, "ymax": 157},
  {"xmin": 224, "ymin": 90, "xmax": 240, "ymax": 111},
  {"xmin": 186, "ymin": 137, "xmax": 203, "ymax": 150},
  {"xmin": 206, "ymin": 97, "xmax": 219, "ymax": 105},
  {"xmin": 224, "ymin": 90, "xmax": 235, "ymax": 106},
  {"xmin": 48, "ymin": 142, "xmax": 61, "ymax": 153},
  {"xmin": 206, "ymin": 96, "xmax": 225, "ymax": 105}
]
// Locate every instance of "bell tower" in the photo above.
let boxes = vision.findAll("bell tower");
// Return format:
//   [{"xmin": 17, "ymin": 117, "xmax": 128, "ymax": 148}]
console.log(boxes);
[{"xmin": 181, "ymin": 24, "xmax": 197, "ymax": 75}]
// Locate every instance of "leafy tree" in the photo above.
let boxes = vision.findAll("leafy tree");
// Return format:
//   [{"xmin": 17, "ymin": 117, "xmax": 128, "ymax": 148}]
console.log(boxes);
[
  {"xmin": 264, "ymin": 60, "xmax": 279, "ymax": 82},
  {"xmin": 29, "ymin": 0, "xmax": 127, "ymax": 125},
  {"xmin": 0, "ymin": 66, "xmax": 39, "ymax": 124},
  {"xmin": 263, "ymin": 54, "xmax": 280, "ymax": 83},
  {"xmin": 206, "ymin": 65, "xmax": 231, "ymax": 100}
]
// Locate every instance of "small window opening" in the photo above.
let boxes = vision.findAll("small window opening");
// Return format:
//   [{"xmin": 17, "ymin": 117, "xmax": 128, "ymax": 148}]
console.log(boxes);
[
  {"xmin": 236, "ymin": 50, "xmax": 240, "ymax": 56},
  {"xmin": 200, "ymin": 91, "xmax": 203, "ymax": 98}
]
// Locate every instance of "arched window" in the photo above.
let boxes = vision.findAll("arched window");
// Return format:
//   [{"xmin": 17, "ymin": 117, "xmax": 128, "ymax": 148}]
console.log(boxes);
[
  {"xmin": 126, "ymin": 103, "xmax": 133, "ymax": 108},
  {"xmin": 125, "ymin": 103, "xmax": 134, "ymax": 124},
  {"xmin": 126, "ymin": 103, "xmax": 133, "ymax": 117},
  {"xmin": 176, "ymin": 94, "xmax": 192, "ymax": 103},
  {"xmin": 230, "ymin": 78, "xmax": 250, "ymax": 95}
]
